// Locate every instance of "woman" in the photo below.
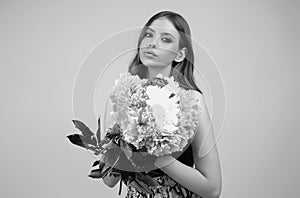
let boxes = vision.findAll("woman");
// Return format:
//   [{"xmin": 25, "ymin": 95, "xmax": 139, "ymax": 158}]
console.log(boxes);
[{"xmin": 103, "ymin": 11, "xmax": 222, "ymax": 198}]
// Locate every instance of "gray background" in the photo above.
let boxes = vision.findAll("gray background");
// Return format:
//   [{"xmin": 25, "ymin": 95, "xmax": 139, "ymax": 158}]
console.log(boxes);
[{"xmin": 0, "ymin": 0, "xmax": 299, "ymax": 197}]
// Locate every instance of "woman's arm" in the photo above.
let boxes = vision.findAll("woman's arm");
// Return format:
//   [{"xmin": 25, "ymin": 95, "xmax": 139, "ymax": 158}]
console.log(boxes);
[{"xmin": 155, "ymin": 92, "xmax": 222, "ymax": 198}]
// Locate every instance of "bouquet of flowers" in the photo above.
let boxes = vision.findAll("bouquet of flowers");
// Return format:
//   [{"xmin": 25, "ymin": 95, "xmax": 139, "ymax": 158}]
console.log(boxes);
[{"xmin": 67, "ymin": 72, "xmax": 202, "ymax": 196}]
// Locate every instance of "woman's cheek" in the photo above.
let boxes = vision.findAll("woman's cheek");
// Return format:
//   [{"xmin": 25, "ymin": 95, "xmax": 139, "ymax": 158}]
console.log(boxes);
[{"xmin": 159, "ymin": 50, "xmax": 177, "ymax": 65}]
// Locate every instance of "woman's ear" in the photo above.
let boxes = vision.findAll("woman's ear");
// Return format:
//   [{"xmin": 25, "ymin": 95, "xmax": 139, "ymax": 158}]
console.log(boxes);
[{"xmin": 174, "ymin": 47, "xmax": 187, "ymax": 62}]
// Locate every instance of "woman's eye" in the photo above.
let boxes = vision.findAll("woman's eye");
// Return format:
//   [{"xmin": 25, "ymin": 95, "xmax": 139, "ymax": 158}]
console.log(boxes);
[
  {"xmin": 162, "ymin": 37, "xmax": 172, "ymax": 43},
  {"xmin": 145, "ymin": 32, "xmax": 152, "ymax": 37}
]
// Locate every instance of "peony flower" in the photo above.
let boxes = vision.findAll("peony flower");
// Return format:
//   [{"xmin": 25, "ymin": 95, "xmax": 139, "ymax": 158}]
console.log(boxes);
[
  {"xmin": 145, "ymin": 85, "xmax": 180, "ymax": 133},
  {"xmin": 106, "ymin": 72, "xmax": 202, "ymax": 156}
]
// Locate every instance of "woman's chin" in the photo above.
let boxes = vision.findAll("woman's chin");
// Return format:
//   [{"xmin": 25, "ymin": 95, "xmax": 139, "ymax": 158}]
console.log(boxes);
[{"xmin": 142, "ymin": 61, "xmax": 168, "ymax": 68}]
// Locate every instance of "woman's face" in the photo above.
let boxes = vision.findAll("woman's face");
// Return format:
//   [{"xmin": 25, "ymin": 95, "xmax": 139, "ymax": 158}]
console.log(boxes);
[{"xmin": 139, "ymin": 17, "xmax": 181, "ymax": 68}]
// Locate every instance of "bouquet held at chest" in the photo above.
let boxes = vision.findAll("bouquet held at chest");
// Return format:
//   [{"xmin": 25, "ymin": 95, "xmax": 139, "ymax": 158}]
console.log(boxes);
[{"xmin": 67, "ymin": 72, "xmax": 202, "ymax": 195}]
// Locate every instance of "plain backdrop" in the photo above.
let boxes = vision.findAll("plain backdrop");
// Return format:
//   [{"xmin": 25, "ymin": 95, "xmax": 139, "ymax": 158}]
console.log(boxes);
[{"xmin": 0, "ymin": 0, "xmax": 299, "ymax": 198}]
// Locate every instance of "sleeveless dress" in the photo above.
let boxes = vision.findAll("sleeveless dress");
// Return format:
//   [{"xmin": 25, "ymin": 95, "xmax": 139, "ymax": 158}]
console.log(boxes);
[{"xmin": 124, "ymin": 145, "xmax": 203, "ymax": 198}]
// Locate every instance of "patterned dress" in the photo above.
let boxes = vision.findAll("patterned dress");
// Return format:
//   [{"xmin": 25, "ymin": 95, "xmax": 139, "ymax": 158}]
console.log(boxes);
[{"xmin": 124, "ymin": 146, "xmax": 202, "ymax": 198}]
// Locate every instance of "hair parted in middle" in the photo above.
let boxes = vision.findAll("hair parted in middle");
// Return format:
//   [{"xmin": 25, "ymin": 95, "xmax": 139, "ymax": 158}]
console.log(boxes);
[{"xmin": 128, "ymin": 10, "xmax": 202, "ymax": 94}]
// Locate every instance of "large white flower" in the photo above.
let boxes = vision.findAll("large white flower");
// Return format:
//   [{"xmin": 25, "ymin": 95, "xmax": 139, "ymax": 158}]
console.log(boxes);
[
  {"xmin": 146, "ymin": 85, "xmax": 180, "ymax": 133},
  {"xmin": 154, "ymin": 73, "xmax": 181, "ymax": 94}
]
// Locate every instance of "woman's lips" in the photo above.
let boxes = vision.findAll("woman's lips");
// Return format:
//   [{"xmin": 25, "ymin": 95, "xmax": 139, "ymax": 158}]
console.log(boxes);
[{"xmin": 144, "ymin": 51, "xmax": 157, "ymax": 57}]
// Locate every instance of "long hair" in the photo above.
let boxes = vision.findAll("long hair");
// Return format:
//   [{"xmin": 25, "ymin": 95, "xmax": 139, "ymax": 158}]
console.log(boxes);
[{"xmin": 128, "ymin": 10, "xmax": 202, "ymax": 94}]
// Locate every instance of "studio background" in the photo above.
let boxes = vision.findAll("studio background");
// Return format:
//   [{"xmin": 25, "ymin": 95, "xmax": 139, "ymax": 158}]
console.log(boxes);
[{"xmin": 0, "ymin": 0, "xmax": 298, "ymax": 197}]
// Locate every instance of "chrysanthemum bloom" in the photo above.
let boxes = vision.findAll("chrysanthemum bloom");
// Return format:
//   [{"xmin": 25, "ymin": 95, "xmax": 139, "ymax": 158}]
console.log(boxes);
[{"xmin": 108, "ymin": 73, "xmax": 202, "ymax": 156}]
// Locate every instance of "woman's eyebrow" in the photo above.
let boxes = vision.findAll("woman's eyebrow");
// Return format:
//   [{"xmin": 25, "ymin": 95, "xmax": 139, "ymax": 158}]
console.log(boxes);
[{"xmin": 146, "ymin": 27, "xmax": 175, "ymax": 39}]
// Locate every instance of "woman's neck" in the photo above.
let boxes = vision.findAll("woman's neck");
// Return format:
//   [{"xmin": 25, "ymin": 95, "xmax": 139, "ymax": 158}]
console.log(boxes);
[{"xmin": 147, "ymin": 64, "xmax": 172, "ymax": 80}]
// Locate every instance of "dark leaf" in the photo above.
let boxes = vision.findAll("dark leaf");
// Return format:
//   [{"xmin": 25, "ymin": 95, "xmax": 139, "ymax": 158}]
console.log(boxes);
[
  {"xmin": 91, "ymin": 136, "xmax": 97, "ymax": 146},
  {"xmin": 88, "ymin": 169, "xmax": 101, "ymax": 179},
  {"xmin": 120, "ymin": 139, "xmax": 132, "ymax": 159},
  {"xmin": 81, "ymin": 135, "xmax": 97, "ymax": 147},
  {"xmin": 129, "ymin": 150, "xmax": 157, "ymax": 170},
  {"xmin": 114, "ymin": 151, "xmax": 137, "ymax": 172},
  {"xmin": 92, "ymin": 160, "xmax": 100, "ymax": 167},
  {"xmin": 100, "ymin": 160, "xmax": 120, "ymax": 179},
  {"xmin": 66, "ymin": 134, "xmax": 87, "ymax": 149},
  {"xmin": 99, "ymin": 161, "xmax": 105, "ymax": 172},
  {"xmin": 104, "ymin": 153, "xmax": 120, "ymax": 175},
  {"xmin": 96, "ymin": 116, "xmax": 101, "ymax": 144},
  {"xmin": 98, "ymin": 138, "xmax": 112, "ymax": 149},
  {"xmin": 110, "ymin": 169, "xmax": 121, "ymax": 177},
  {"xmin": 102, "ymin": 147, "xmax": 122, "ymax": 168},
  {"xmin": 72, "ymin": 120, "xmax": 94, "ymax": 137},
  {"xmin": 100, "ymin": 165, "xmax": 111, "ymax": 178},
  {"xmin": 85, "ymin": 144, "xmax": 97, "ymax": 152},
  {"xmin": 67, "ymin": 134, "xmax": 99, "ymax": 152},
  {"xmin": 103, "ymin": 139, "xmax": 118, "ymax": 150}
]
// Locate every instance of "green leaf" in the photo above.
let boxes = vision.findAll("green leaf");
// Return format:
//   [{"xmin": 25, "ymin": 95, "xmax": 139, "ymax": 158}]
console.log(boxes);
[
  {"xmin": 96, "ymin": 116, "xmax": 101, "ymax": 144},
  {"xmin": 72, "ymin": 120, "xmax": 94, "ymax": 137}
]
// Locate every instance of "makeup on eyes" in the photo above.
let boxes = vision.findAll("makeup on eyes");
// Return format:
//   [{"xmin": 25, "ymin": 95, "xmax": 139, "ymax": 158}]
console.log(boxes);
[
  {"xmin": 145, "ymin": 30, "xmax": 173, "ymax": 43},
  {"xmin": 146, "ymin": 27, "xmax": 176, "ymax": 40}
]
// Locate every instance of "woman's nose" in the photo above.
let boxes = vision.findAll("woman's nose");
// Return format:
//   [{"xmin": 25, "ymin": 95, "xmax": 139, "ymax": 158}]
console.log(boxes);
[
  {"xmin": 148, "ymin": 43, "xmax": 156, "ymax": 48},
  {"xmin": 148, "ymin": 37, "xmax": 158, "ymax": 48}
]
